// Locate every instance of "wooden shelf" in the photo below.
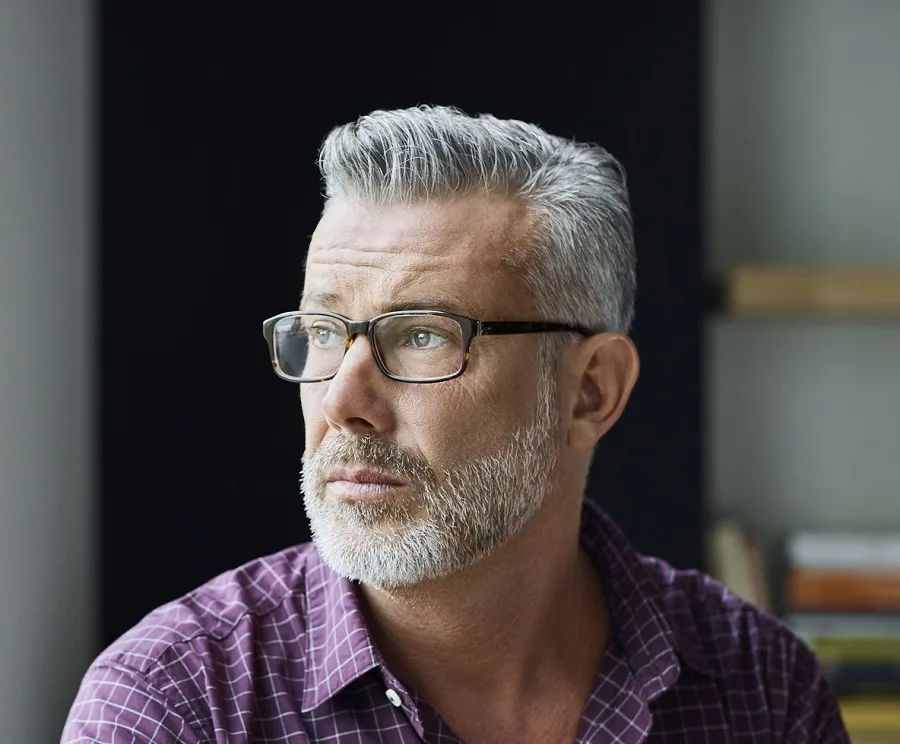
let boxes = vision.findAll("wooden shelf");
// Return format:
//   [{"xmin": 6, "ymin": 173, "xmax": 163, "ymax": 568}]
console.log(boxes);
[{"xmin": 720, "ymin": 266, "xmax": 900, "ymax": 317}]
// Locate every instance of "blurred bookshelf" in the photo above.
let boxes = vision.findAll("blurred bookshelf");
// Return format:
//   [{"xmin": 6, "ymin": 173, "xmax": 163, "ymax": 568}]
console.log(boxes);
[
  {"xmin": 708, "ymin": 523, "xmax": 900, "ymax": 743},
  {"xmin": 785, "ymin": 531, "xmax": 900, "ymax": 743},
  {"xmin": 706, "ymin": 263, "xmax": 900, "ymax": 742},
  {"xmin": 705, "ymin": 3, "xmax": 900, "ymax": 741}
]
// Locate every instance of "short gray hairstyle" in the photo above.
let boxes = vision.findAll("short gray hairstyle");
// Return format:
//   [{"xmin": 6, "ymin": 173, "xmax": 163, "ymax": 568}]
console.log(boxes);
[{"xmin": 317, "ymin": 105, "xmax": 636, "ymax": 334}]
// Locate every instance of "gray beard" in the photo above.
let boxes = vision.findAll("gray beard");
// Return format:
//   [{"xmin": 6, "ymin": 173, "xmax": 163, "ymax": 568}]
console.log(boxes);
[{"xmin": 300, "ymin": 380, "xmax": 559, "ymax": 588}]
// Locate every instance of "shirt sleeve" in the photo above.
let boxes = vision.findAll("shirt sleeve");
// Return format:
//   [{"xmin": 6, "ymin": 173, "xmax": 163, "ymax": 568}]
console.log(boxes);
[
  {"xmin": 61, "ymin": 663, "xmax": 203, "ymax": 744},
  {"xmin": 780, "ymin": 641, "xmax": 852, "ymax": 744}
]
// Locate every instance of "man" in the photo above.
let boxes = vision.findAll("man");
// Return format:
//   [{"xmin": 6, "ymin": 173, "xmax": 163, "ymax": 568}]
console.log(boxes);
[{"xmin": 63, "ymin": 106, "xmax": 849, "ymax": 743}]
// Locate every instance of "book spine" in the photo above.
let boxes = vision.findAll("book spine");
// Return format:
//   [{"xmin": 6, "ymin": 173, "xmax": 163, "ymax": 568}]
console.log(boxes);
[
  {"xmin": 836, "ymin": 698, "xmax": 900, "ymax": 732},
  {"xmin": 808, "ymin": 637, "xmax": 900, "ymax": 664},
  {"xmin": 786, "ymin": 613, "xmax": 900, "ymax": 639},
  {"xmin": 789, "ymin": 569, "xmax": 900, "ymax": 612},
  {"xmin": 823, "ymin": 663, "xmax": 900, "ymax": 698}
]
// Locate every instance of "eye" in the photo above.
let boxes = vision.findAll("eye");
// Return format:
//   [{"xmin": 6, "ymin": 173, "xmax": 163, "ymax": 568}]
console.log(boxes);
[
  {"xmin": 308, "ymin": 320, "xmax": 343, "ymax": 349},
  {"xmin": 408, "ymin": 328, "xmax": 446, "ymax": 349}
]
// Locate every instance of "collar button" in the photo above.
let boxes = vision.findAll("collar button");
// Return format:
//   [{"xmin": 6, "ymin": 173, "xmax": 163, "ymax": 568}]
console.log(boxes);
[{"xmin": 385, "ymin": 688, "xmax": 402, "ymax": 707}]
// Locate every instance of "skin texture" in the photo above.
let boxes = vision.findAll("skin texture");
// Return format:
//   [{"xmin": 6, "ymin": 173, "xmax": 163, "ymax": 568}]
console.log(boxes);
[{"xmin": 300, "ymin": 194, "xmax": 640, "ymax": 744}]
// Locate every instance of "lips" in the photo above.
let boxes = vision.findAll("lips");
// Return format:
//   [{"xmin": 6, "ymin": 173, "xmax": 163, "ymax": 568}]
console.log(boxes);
[{"xmin": 326, "ymin": 467, "xmax": 405, "ymax": 486}]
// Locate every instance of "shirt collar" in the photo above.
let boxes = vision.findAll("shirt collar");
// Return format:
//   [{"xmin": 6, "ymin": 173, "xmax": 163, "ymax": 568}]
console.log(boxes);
[
  {"xmin": 301, "ymin": 499, "xmax": 715, "ymax": 712},
  {"xmin": 301, "ymin": 560, "xmax": 380, "ymax": 712},
  {"xmin": 581, "ymin": 499, "xmax": 715, "ymax": 698}
]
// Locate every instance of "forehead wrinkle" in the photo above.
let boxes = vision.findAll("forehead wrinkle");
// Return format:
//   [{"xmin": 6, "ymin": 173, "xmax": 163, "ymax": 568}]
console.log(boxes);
[
  {"xmin": 387, "ymin": 275, "xmax": 481, "ymax": 317},
  {"xmin": 305, "ymin": 197, "xmax": 533, "ymax": 321},
  {"xmin": 313, "ymin": 198, "xmax": 499, "ymax": 253},
  {"xmin": 303, "ymin": 261, "xmax": 482, "ymax": 317},
  {"xmin": 305, "ymin": 243, "xmax": 459, "ymax": 294},
  {"xmin": 305, "ymin": 248, "xmax": 458, "ymax": 285}
]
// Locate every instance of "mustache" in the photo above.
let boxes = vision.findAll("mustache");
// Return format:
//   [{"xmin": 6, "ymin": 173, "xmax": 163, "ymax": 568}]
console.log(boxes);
[{"xmin": 303, "ymin": 434, "xmax": 437, "ymax": 486}]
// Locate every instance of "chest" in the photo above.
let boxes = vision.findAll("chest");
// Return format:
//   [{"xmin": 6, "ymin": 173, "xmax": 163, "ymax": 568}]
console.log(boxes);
[
  {"xmin": 432, "ymin": 693, "xmax": 585, "ymax": 744},
  {"xmin": 293, "ymin": 677, "xmax": 752, "ymax": 744}
]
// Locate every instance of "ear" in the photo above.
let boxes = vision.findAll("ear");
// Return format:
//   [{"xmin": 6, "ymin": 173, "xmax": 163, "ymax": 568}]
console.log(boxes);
[{"xmin": 565, "ymin": 333, "xmax": 640, "ymax": 451}]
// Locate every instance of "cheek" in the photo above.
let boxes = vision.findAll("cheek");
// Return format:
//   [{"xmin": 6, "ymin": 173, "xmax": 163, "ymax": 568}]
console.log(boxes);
[
  {"xmin": 400, "ymin": 380, "xmax": 525, "ymax": 462},
  {"xmin": 390, "ymin": 385, "xmax": 477, "ymax": 461},
  {"xmin": 299, "ymin": 386, "xmax": 327, "ymax": 447},
  {"xmin": 477, "ymin": 372, "xmax": 543, "ymax": 438}
]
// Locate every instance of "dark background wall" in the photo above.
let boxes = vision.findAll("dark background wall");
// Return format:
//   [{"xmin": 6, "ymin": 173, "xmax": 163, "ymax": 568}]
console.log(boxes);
[{"xmin": 99, "ymin": 3, "xmax": 705, "ymax": 646}]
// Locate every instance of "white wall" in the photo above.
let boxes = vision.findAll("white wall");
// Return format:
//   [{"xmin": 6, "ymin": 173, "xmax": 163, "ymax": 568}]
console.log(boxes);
[
  {"xmin": 0, "ymin": 1, "xmax": 95, "ymax": 741},
  {"xmin": 706, "ymin": 0, "xmax": 900, "ymax": 540}
]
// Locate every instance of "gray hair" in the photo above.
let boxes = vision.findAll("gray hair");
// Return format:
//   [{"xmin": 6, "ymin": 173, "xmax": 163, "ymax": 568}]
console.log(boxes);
[{"xmin": 317, "ymin": 105, "xmax": 636, "ymax": 335}]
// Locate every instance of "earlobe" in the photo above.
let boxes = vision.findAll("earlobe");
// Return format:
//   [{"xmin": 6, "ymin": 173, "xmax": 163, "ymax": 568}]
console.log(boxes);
[{"xmin": 566, "ymin": 333, "xmax": 639, "ymax": 451}]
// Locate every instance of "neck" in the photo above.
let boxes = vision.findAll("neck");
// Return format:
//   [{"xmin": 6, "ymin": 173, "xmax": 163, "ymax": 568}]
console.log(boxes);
[{"xmin": 357, "ymin": 495, "xmax": 609, "ymax": 708}]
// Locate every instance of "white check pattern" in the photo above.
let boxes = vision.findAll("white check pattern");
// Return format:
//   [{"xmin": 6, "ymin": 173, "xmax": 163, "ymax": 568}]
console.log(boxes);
[{"xmin": 61, "ymin": 502, "xmax": 851, "ymax": 743}]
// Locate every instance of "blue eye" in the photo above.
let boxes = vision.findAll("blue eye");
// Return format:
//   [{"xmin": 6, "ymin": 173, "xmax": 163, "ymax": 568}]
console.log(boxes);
[
  {"xmin": 308, "ymin": 322, "xmax": 343, "ymax": 349},
  {"xmin": 408, "ymin": 329, "xmax": 445, "ymax": 349}
]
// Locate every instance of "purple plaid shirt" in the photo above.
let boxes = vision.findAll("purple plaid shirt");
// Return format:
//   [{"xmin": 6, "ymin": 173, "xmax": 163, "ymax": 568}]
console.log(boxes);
[{"xmin": 62, "ymin": 501, "xmax": 850, "ymax": 743}]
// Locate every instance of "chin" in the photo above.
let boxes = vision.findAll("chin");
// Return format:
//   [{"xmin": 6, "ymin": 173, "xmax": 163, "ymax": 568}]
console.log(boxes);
[
  {"xmin": 313, "ymin": 515, "xmax": 514, "ymax": 589},
  {"xmin": 309, "ymin": 519, "xmax": 464, "ymax": 587}
]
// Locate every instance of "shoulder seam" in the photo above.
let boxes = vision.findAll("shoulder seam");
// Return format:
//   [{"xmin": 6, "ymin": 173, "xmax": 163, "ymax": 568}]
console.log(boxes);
[
  {"xmin": 137, "ymin": 585, "xmax": 309, "ymax": 675},
  {"xmin": 92, "ymin": 661, "xmax": 210, "ymax": 740}
]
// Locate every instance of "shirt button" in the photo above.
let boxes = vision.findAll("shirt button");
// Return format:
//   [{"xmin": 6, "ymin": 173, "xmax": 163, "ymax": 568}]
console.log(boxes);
[{"xmin": 385, "ymin": 688, "xmax": 402, "ymax": 707}]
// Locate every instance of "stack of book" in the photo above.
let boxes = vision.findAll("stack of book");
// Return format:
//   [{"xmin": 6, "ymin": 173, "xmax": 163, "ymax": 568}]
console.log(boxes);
[
  {"xmin": 706, "ymin": 517, "xmax": 771, "ymax": 612},
  {"xmin": 784, "ymin": 531, "xmax": 900, "ymax": 743}
]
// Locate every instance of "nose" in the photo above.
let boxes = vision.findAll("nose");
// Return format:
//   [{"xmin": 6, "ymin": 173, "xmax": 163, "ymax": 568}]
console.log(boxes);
[{"xmin": 319, "ymin": 335, "xmax": 394, "ymax": 436}]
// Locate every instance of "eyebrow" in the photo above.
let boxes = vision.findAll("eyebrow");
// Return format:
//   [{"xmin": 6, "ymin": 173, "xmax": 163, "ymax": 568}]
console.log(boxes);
[
  {"xmin": 299, "ymin": 291, "xmax": 339, "ymax": 309},
  {"xmin": 299, "ymin": 291, "xmax": 479, "ymax": 317},
  {"xmin": 383, "ymin": 297, "xmax": 479, "ymax": 316}
]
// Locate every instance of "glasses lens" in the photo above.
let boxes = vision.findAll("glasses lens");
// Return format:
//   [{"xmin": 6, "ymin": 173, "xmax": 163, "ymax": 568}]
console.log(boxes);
[
  {"xmin": 273, "ymin": 314, "xmax": 346, "ymax": 380},
  {"xmin": 374, "ymin": 314, "xmax": 465, "ymax": 380}
]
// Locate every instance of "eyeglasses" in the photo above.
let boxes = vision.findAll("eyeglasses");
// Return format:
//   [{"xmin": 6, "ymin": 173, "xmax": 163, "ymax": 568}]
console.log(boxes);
[{"xmin": 261, "ymin": 310, "xmax": 593, "ymax": 383}]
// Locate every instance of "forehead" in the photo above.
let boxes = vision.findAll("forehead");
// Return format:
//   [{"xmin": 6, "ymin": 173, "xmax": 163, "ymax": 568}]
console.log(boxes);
[{"xmin": 303, "ymin": 195, "xmax": 534, "ymax": 318}]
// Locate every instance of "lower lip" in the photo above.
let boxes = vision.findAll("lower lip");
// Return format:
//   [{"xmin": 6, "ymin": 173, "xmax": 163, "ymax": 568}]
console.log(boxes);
[{"xmin": 327, "ymin": 480, "xmax": 404, "ymax": 498}]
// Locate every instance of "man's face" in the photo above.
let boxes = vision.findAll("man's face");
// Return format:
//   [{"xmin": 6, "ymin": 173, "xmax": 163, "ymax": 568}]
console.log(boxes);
[{"xmin": 299, "ymin": 195, "xmax": 562, "ymax": 587}]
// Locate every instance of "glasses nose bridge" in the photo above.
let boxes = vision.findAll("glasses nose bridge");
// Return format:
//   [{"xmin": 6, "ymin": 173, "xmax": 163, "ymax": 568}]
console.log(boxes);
[
  {"xmin": 334, "ymin": 318, "xmax": 383, "ymax": 379},
  {"xmin": 343, "ymin": 319, "xmax": 373, "ymax": 350}
]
